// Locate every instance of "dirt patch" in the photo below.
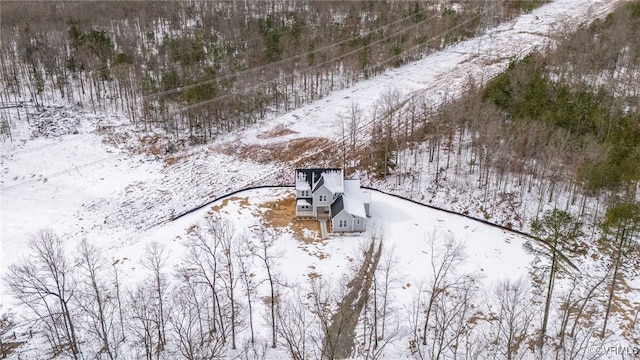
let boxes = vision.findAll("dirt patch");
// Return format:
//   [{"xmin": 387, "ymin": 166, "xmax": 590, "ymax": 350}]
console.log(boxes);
[
  {"xmin": 208, "ymin": 197, "xmax": 251, "ymax": 214},
  {"xmin": 137, "ymin": 134, "xmax": 165, "ymax": 156},
  {"xmin": 608, "ymin": 277, "xmax": 640, "ymax": 337},
  {"xmin": 256, "ymin": 124, "xmax": 298, "ymax": 139},
  {"xmin": 300, "ymin": 247, "xmax": 329, "ymax": 260},
  {"xmin": 261, "ymin": 293, "xmax": 281, "ymax": 305},
  {"xmin": 99, "ymin": 127, "xmax": 132, "ymax": 148},
  {"xmin": 99, "ymin": 127, "xmax": 194, "ymax": 165},
  {"xmin": 258, "ymin": 195, "xmax": 321, "ymax": 243},
  {"xmin": 186, "ymin": 224, "xmax": 198, "ymax": 234},
  {"xmin": 307, "ymin": 265, "xmax": 322, "ymax": 278},
  {"xmin": 217, "ymin": 137, "xmax": 342, "ymax": 167},
  {"xmin": 99, "ymin": 128, "xmax": 166, "ymax": 156},
  {"xmin": 1, "ymin": 341, "xmax": 24, "ymax": 358},
  {"xmin": 164, "ymin": 153, "xmax": 190, "ymax": 166}
]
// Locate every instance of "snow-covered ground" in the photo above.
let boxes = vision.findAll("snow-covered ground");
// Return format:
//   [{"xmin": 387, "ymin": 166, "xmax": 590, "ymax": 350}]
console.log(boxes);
[
  {"xmin": 1, "ymin": 0, "xmax": 636, "ymax": 357},
  {"xmin": 2, "ymin": 185, "xmax": 537, "ymax": 358},
  {"xmin": 130, "ymin": 187, "xmax": 535, "ymax": 359},
  {"xmin": 112, "ymin": 186, "xmax": 533, "ymax": 306}
]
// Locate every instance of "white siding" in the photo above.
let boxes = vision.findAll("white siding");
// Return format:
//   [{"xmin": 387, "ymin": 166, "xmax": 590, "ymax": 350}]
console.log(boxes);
[
  {"xmin": 353, "ymin": 216, "xmax": 365, "ymax": 232},
  {"xmin": 331, "ymin": 211, "xmax": 353, "ymax": 232},
  {"xmin": 297, "ymin": 189, "xmax": 312, "ymax": 198},
  {"xmin": 313, "ymin": 186, "xmax": 333, "ymax": 207},
  {"xmin": 296, "ymin": 204, "xmax": 313, "ymax": 216}
]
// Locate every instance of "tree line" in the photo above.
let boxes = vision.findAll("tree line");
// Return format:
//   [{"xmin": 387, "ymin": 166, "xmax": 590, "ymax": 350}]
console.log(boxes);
[{"xmin": 3, "ymin": 220, "xmax": 281, "ymax": 359}]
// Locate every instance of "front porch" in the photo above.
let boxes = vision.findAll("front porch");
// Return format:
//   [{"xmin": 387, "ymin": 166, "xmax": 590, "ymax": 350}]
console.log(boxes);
[{"xmin": 316, "ymin": 205, "xmax": 330, "ymax": 220}]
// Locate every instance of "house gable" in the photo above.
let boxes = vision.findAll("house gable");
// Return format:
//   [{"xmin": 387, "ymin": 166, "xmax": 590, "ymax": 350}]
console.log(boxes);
[
  {"xmin": 319, "ymin": 170, "xmax": 344, "ymax": 194},
  {"xmin": 330, "ymin": 195, "xmax": 366, "ymax": 232},
  {"xmin": 313, "ymin": 185, "xmax": 333, "ymax": 206},
  {"xmin": 331, "ymin": 199, "xmax": 354, "ymax": 232},
  {"xmin": 332, "ymin": 212, "xmax": 353, "ymax": 232},
  {"xmin": 312, "ymin": 174, "xmax": 326, "ymax": 193}
]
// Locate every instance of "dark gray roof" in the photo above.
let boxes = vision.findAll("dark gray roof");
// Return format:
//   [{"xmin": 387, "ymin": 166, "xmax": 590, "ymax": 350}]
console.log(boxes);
[
  {"xmin": 312, "ymin": 175, "xmax": 325, "ymax": 192},
  {"xmin": 330, "ymin": 195, "xmax": 344, "ymax": 219}
]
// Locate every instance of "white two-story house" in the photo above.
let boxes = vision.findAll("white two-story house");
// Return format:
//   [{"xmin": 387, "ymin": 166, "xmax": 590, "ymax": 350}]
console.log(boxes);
[{"xmin": 295, "ymin": 168, "xmax": 371, "ymax": 232}]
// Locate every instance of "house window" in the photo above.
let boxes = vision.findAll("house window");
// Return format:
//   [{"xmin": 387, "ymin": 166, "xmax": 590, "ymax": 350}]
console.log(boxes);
[
  {"xmin": 319, "ymin": 195, "xmax": 327, "ymax": 202},
  {"xmin": 339, "ymin": 220, "xmax": 347, "ymax": 228},
  {"xmin": 302, "ymin": 190, "xmax": 309, "ymax": 197},
  {"xmin": 356, "ymin": 219, "xmax": 360, "ymax": 225}
]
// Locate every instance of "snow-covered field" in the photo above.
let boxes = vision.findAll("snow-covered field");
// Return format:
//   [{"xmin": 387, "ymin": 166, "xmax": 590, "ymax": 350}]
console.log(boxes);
[
  {"xmin": 3, "ymin": 186, "xmax": 536, "ymax": 358},
  {"xmin": 164, "ymin": 187, "xmax": 532, "ymax": 293},
  {"xmin": 1, "ymin": 0, "xmax": 636, "ymax": 357},
  {"xmin": 130, "ymin": 187, "xmax": 535, "ymax": 359}
]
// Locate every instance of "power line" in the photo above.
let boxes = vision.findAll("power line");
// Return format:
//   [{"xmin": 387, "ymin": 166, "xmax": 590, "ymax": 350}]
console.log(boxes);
[
  {"xmin": 116, "ymin": 0, "xmax": 498, "ymax": 208},
  {"xmin": 154, "ymin": 9, "xmax": 459, "ymax": 120},
  {"xmin": 137, "ymin": 1, "xmax": 538, "ymax": 230},
  {"xmin": 245, "ymin": 2, "xmax": 505, "ymax": 182},
  {"xmin": 143, "ymin": 2, "xmax": 433, "ymax": 100}
]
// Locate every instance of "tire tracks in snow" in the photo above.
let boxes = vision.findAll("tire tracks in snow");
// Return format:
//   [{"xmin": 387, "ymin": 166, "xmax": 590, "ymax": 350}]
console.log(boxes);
[{"xmin": 0, "ymin": 156, "xmax": 116, "ymax": 193}]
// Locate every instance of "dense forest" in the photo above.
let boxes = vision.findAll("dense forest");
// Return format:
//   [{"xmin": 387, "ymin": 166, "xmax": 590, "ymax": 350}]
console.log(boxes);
[{"xmin": 0, "ymin": 0, "xmax": 541, "ymax": 146}]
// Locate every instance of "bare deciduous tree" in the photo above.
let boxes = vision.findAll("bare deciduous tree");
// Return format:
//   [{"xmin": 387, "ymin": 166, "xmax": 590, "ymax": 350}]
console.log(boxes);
[
  {"xmin": 408, "ymin": 232, "xmax": 485, "ymax": 360},
  {"xmin": 276, "ymin": 286, "xmax": 314, "ymax": 360},
  {"xmin": 235, "ymin": 233, "xmax": 258, "ymax": 344},
  {"xmin": 215, "ymin": 218, "xmax": 240, "ymax": 350},
  {"xmin": 169, "ymin": 272, "xmax": 228, "ymax": 360},
  {"xmin": 128, "ymin": 281, "xmax": 158, "ymax": 360},
  {"xmin": 252, "ymin": 222, "xmax": 281, "ymax": 349},
  {"xmin": 554, "ymin": 272, "xmax": 609, "ymax": 360},
  {"xmin": 4, "ymin": 229, "xmax": 81, "ymax": 359},
  {"xmin": 427, "ymin": 273, "xmax": 479, "ymax": 360},
  {"xmin": 420, "ymin": 232, "xmax": 466, "ymax": 346},
  {"xmin": 356, "ymin": 242, "xmax": 401, "ymax": 360},
  {"xmin": 483, "ymin": 278, "xmax": 535, "ymax": 360},
  {"xmin": 77, "ymin": 239, "xmax": 119, "ymax": 360},
  {"xmin": 141, "ymin": 241, "xmax": 169, "ymax": 354},
  {"xmin": 184, "ymin": 220, "xmax": 226, "ymax": 340}
]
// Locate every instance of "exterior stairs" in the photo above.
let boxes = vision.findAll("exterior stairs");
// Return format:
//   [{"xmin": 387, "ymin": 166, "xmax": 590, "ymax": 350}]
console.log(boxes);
[{"xmin": 319, "ymin": 220, "xmax": 329, "ymax": 240}]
